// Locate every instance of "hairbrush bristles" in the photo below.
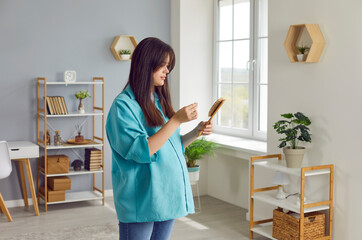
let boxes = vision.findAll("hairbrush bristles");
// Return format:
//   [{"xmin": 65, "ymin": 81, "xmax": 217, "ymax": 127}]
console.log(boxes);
[{"xmin": 208, "ymin": 98, "xmax": 226, "ymax": 118}]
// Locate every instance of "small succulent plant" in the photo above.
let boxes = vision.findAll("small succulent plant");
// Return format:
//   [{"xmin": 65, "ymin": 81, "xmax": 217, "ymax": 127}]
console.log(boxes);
[{"xmin": 119, "ymin": 49, "xmax": 131, "ymax": 55}]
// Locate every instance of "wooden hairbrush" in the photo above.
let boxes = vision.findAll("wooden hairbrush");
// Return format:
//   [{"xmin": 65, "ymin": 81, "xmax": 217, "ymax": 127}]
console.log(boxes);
[{"xmin": 197, "ymin": 98, "xmax": 226, "ymax": 137}]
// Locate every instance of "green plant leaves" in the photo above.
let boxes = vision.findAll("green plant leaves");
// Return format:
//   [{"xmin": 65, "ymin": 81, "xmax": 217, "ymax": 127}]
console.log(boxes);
[
  {"xmin": 274, "ymin": 112, "xmax": 312, "ymax": 148},
  {"xmin": 75, "ymin": 90, "xmax": 91, "ymax": 99},
  {"xmin": 185, "ymin": 138, "xmax": 219, "ymax": 167}
]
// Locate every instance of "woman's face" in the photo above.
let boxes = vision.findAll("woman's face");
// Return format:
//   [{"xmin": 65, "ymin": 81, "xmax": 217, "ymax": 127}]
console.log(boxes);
[{"xmin": 153, "ymin": 55, "xmax": 170, "ymax": 87}]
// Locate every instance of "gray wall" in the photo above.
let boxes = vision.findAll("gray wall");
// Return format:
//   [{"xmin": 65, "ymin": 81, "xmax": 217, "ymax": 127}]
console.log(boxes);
[{"xmin": 0, "ymin": 0, "xmax": 171, "ymax": 201}]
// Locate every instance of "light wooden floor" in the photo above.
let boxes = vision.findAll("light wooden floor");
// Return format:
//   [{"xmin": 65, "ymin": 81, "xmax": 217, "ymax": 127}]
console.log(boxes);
[{"xmin": 0, "ymin": 196, "xmax": 268, "ymax": 239}]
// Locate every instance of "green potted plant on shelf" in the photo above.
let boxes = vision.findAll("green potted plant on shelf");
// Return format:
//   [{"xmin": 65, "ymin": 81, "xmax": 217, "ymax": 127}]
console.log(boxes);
[
  {"xmin": 273, "ymin": 112, "xmax": 312, "ymax": 168},
  {"xmin": 296, "ymin": 45, "xmax": 310, "ymax": 62},
  {"xmin": 185, "ymin": 137, "xmax": 219, "ymax": 182},
  {"xmin": 119, "ymin": 49, "xmax": 132, "ymax": 60},
  {"xmin": 75, "ymin": 90, "xmax": 91, "ymax": 114}
]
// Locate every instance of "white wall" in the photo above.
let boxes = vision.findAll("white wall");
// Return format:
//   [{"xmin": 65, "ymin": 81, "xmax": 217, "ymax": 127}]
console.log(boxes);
[
  {"xmin": 171, "ymin": 0, "xmax": 255, "ymax": 209},
  {"xmin": 269, "ymin": 0, "xmax": 362, "ymax": 239},
  {"xmin": 171, "ymin": 0, "xmax": 214, "ymax": 195}
]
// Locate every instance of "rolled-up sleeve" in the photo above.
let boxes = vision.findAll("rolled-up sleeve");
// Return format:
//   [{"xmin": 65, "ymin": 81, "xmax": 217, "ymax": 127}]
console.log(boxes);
[{"xmin": 106, "ymin": 98, "xmax": 158, "ymax": 164}]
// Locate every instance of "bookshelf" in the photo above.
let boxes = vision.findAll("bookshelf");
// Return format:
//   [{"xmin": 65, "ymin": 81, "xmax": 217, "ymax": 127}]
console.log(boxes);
[
  {"xmin": 249, "ymin": 154, "xmax": 334, "ymax": 239},
  {"xmin": 36, "ymin": 77, "xmax": 105, "ymax": 211}
]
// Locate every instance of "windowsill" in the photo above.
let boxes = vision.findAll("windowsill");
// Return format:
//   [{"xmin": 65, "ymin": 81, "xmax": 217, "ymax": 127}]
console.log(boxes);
[{"xmin": 203, "ymin": 133, "xmax": 267, "ymax": 158}]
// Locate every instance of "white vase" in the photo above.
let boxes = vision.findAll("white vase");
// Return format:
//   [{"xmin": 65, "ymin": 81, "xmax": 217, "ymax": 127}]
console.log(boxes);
[
  {"xmin": 120, "ymin": 54, "xmax": 131, "ymax": 60},
  {"xmin": 188, "ymin": 165, "xmax": 200, "ymax": 182},
  {"xmin": 78, "ymin": 99, "xmax": 85, "ymax": 114},
  {"xmin": 283, "ymin": 147, "xmax": 306, "ymax": 168},
  {"xmin": 297, "ymin": 54, "xmax": 304, "ymax": 62}
]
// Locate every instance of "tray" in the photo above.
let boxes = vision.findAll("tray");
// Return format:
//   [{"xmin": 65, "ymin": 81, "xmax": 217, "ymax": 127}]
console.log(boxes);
[{"xmin": 66, "ymin": 139, "xmax": 92, "ymax": 145}]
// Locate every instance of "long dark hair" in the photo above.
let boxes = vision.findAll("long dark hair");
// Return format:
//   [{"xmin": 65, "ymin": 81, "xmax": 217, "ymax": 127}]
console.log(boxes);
[{"xmin": 124, "ymin": 37, "xmax": 176, "ymax": 127}]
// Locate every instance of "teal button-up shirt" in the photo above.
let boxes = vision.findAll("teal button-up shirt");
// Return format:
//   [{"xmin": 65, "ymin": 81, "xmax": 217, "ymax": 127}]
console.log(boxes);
[{"xmin": 106, "ymin": 86, "xmax": 195, "ymax": 223}]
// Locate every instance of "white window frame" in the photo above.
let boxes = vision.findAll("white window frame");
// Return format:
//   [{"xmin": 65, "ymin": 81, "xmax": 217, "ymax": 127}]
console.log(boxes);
[{"xmin": 213, "ymin": 0, "xmax": 268, "ymax": 140}]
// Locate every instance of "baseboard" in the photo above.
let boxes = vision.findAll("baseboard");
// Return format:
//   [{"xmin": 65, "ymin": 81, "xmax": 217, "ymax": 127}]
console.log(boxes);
[{"xmin": 6, "ymin": 189, "xmax": 114, "ymax": 208}]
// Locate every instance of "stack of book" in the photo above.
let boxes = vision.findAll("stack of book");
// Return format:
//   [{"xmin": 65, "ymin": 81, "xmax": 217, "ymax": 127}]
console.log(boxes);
[
  {"xmin": 46, "ymin": 96, "xmax": 68, "ymax": 115},
  {"xmin": 84, "ymin": 148, "xmax": 102, "ymax": 171}
]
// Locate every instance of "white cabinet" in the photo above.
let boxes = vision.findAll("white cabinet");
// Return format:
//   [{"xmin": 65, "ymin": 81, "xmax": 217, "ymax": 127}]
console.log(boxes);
[
  {"xmin": 249, "ymin": 154, "xmax": 333, "ymax": 239},
  {"xmin": 36, "ymin": 77, "xmax": 105, "ymax": 211}
]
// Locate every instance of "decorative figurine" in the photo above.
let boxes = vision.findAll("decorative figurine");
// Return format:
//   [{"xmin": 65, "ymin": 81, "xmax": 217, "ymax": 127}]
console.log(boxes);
[
  {"xmin": 43, "ymin": 130, "xmax": 51, "ymax": 145},
  {"xmin": 54, "ymin": 130, "xmax": 62, "ymax": 146},
  {"xmin": 75, "ymin": 124, "xmax": 84, "ymax": 142},
  {"xmin": 71, "ymin": 159, "xmax": 84, "ymax": 171}
]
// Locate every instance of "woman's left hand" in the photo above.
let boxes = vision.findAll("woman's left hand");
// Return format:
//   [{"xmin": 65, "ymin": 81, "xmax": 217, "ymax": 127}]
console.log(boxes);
[{"xmin": 197, "ymin": 121, "xmax": 213, "ymax": 135}]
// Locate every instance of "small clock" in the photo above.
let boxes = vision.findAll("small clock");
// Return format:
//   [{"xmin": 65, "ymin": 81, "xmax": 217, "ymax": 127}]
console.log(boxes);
[{"xmin": 64, "ymin": 70, "xmax": 76, "ymax": 83}]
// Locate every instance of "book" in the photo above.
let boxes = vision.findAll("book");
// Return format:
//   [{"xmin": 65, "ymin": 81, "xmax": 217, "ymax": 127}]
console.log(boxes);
[
  {"xmin": 85, "ymin": 154, "xmax": 102, "ymax": 159},
  {"xmin": 46, "ymin": 97, "xmax": 54, "ymax": 115},
  {"xmin": 85, "ymin": 152, "xmax": 102, "ymax": 156},
  {"xmin": 61, "ymin": 97, "xmax": 68, "ymax": 114},
  {"xmin": 85, "ymin": 166, "xmax": 101, "ymax": 171},
  {"xmin": 85, "ymin": 160, "xmax": 102, "ymax": 164},
  {"xmin": 49, "ymin": 96, "xmax": 57, "ymax": 114},
  {"xmin": 51, "ymin": 96, "xmax": 60, "ymax": 115},
  {"xmin": 85, "ymin": 163, "xmax": 101, "ymax": 167},
  {"xmin": 85, "ymin": 159, "xmax": 102, "ymax": 163},
  {"xmin": 57, "ymin": 96, "xmax": 64, "ymax": 114},
  {"xmin": 85, "ymin": 148, "xmax": 101, "ymax": 153}
]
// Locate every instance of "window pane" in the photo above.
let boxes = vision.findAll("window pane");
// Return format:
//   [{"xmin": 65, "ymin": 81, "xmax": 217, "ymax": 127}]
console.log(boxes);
[
  {"xmin": 233, "ymin": 40, "xmax": 249, "ymax": 83},
  {"xmin": 233, "ymin": 84, "xmax": 249, "ymax": 129},
  {"xmin": 218, "ymin": 84, "xmax": 232, "ymax": 127},
  {"xmin": 218, "ymin": 41, "xmax": 232, "ymax": 83},
  {"xmin": 258, "ymin": 0, "xmax": 268, "ymax": 37},
  {"xmin": 234, "ymin": 0, "xmax": 250, "ymax": 39},
  {"xmin": 257, "ymin": 38, "xmax": 268, "ymax": 84},
  {"xmin": 219, "ymin": 0, "xmax": 233, "ymax": 41},
  {"xmin": 258, "ymin": 85, "xmax": 267, "ymax": 132}
]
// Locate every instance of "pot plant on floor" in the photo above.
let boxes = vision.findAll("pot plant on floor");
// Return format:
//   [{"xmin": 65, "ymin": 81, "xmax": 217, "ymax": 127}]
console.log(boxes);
[
  {"xmin": 273, "ymin": 112, "xmax": 312, "ymax": 168},
  {"xmin": 185, "ymin": 137, "xmax": 218, "ymax": 182}
]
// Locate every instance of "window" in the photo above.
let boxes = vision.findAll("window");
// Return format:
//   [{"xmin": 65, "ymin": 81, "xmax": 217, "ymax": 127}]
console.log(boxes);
[{"xmin": 215, "ymin": 0, "xmax": 268, "ymax": 140}]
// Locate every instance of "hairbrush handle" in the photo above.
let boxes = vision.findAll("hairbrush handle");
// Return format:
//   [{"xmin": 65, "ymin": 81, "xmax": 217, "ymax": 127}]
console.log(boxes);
[{"xmin": 197, "ymin": 118, "xmax": 212, "ymax": 137}]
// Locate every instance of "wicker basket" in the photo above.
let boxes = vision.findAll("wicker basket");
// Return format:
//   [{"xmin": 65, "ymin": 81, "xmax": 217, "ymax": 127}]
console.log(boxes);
[{"xmin": 272, "ymin": 208, "xmax": 325, "ymax": 240}]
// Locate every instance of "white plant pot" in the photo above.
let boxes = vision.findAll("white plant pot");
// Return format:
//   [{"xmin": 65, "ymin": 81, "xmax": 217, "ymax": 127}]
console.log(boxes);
[
  {"xmin": 283, "ymin": 147, "xmax": 306, "ymax": 168},
  {"xmin": 297, "ymin": 54, "xmax": 304, "ymax": 62},
  {"xmin": 120, "ymin": 54, "xmax": 131, "ymax": 60},
  {"xmin": 188, "ymin": 165, "xmax": 200, "ymax": 182}
]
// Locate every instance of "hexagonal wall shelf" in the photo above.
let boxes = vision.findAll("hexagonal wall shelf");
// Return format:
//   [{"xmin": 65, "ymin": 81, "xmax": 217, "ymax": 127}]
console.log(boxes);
[
  {"xmin": 110, "ymin": 35, "xmax": 137, "ymax": 61},
  {"xmin": 284, "ymin": 24, "xmax": 325, "ymax": 63}
]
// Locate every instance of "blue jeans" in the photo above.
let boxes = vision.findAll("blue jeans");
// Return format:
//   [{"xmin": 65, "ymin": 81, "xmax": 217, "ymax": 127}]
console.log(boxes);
[{"xmin": 118, "ymin": 219, "xmax": 175, "ymax": 240}]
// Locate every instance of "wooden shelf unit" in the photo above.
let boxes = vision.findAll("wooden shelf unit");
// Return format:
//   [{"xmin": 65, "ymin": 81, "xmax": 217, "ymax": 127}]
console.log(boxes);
[
  {"xmin": 249, "ymin": 154, "xmax": 334, "ymax": 240},
  {"xmin": 36, "ymin": 77, "xmax": 105, "ymax": 211},
  {"xmin": 284, "ymin": 24, "xmax": 325, "ymax": 63},
  {"xmin": 110, "ymin": 35, "xmax": 137, "ymax": 61}
]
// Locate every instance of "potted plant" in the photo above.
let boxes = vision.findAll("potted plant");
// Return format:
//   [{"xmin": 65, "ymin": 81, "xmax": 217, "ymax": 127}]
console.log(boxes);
[
  {"xmin": 119, "ymin": 49, "xmax": 132, "ymax": 60},
  {"xmin": 273, "ymin": 112, "xmax": 312, "ymax": 168},
  {"xmin": 185, "ymin": 137, "xmax": 218, "ymax": 182},
  {"xmin": 296, "ymin": 45, "xmax": 310, "ymax": 62},
  {"xmin": 75, "ymin": 90, "xmax": 91, "ymax": 114}
]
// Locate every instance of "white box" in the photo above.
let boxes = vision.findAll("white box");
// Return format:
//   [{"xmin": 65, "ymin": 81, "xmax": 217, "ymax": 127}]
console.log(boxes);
[{"xmin": 8, "ymin": 141, "xmax": 39, "ymax": 159}]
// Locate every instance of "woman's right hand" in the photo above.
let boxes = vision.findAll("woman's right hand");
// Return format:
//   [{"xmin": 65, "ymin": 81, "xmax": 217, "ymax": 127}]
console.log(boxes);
[{"xmin": 173, "ymin": 103, "xmax": 198, "ymax": 123}]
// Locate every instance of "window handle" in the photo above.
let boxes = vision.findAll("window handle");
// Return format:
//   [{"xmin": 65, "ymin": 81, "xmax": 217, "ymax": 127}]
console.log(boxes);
[
  {"xmin": 246, "ymin": 60, "xmax": 256, "ymax": 71},
  {"xmin": 251, "ymin": 59, "xmax": 256, "ymax": 71}
]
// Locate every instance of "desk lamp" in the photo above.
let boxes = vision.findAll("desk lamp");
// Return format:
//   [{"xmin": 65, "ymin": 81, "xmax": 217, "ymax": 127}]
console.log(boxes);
[{"xmin": 272, "ymin": 171, "xmax": 290, "ymax": 200}]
